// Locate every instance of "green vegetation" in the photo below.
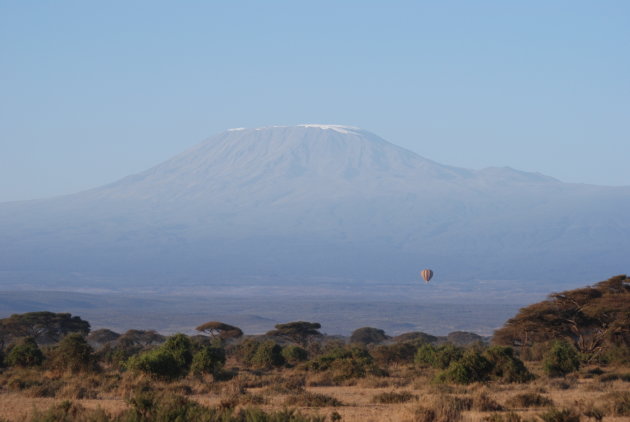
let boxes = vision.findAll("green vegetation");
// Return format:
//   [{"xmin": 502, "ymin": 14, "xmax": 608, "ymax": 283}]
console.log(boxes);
[
  {"xmin": 0, "ymin": 275, "xmax": 629, "ymax": 422},
  {"xmin": 5, "ymin": 337, "xmax": 44, "ymax": 367},
  {"xmin": 542, "ymin": 340, "xmax": 580, "ymax": 377}
]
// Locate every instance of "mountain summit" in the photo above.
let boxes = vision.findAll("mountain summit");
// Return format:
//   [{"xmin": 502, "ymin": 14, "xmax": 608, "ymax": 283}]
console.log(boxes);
[{"xmin": 0, "ymin": 125, "xmax": 628, "ymax": 296}]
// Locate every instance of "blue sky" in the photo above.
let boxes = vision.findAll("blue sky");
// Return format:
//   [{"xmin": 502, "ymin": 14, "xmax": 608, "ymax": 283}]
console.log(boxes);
[{"xmin": 1, "ymin": 1, "xmax": 629, "ymax": 202}]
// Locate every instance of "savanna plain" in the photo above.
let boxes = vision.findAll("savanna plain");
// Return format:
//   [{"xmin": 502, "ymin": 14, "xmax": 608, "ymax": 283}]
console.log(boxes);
[{"xmin": 1, "ymin": 275, "xmax": 629, "ymax": 422}]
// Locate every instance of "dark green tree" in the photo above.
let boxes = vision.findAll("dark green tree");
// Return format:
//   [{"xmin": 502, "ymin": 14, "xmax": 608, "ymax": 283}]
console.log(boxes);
[
  {"xmin": 6, "ymin": 337, "xmax": 44, "ymax": 367},
  {"xmin": 543, "ymin": 340, "xmax": 580, "ymax": 377},
  {"xmin": 195, "ymin": 321, "xmax": 243, "ymax": 341},
  {"xmin": 50, "ymin": 333, "xmax": 97, "ymax": 373},
  {"xmin": 266, "ymin": 321, "xmax": 322, "ymax": 345},
  {"xmin": 190, "ymin": 345, "xmax": 226, "ymax": 376},
  {"xmin": 0, "ymin": 312, "xmax": 90, "ymax": 344},
  {"xmin": 350, "ymin": 327, "xmax": 390, "ymax": 345}
]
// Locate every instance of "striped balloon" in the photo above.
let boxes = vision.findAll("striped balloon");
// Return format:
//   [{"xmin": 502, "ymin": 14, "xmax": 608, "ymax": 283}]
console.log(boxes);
[{"xmin": 421, "ymin": 269, "xmax": 433, "ymax": 283}]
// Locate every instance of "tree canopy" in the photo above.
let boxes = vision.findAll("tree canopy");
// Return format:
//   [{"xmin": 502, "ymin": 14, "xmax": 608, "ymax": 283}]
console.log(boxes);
[
  {"xmin": 195, "ymin": 321, "xmax": 243, "ymax": 340},
  {"xmin": 265, "ymin": 321, "xmax": 322, "ymax": 345},
  {"xmin": 0, "ymin": 312, "xmax": 90, "ymax": 345},
  {"xmin": 350, "ymin": 327, "xmax": 390, "ymax": 345},
  {"xmin": 493, "ymin": 275, "xmax": 630, "ymax": 360}
]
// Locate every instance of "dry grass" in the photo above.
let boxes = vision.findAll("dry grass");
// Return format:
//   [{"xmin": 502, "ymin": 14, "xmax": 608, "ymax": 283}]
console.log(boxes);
[{"xmin": 3, "ymin": 365, "xmax": 630, "ymax": 422}]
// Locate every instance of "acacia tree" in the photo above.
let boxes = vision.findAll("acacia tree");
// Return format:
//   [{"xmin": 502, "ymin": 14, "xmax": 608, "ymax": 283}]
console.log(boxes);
[
  {"xmin": 195, "ymin": 322, "xmax": 243, "ymax": 341},
  {"xmin": 265, "ymin": 321, "xmax": 322, "ymax": 345},
  {"xmin": 493, "ymin": 275, "xmax": 630, "ymax": 360},
  {"xmin": 0, "ymin": 312, "xmax": 90, "ymax": 344},
  {"xmin": 350, "ymin": 327, "xmax": 390, "ymax": 345}
]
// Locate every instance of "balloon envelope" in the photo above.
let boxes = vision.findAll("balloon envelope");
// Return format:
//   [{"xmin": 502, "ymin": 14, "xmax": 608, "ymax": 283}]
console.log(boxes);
[{"xmin": 421, "ymin": 269, "xmax": 433, "ymax": 283}]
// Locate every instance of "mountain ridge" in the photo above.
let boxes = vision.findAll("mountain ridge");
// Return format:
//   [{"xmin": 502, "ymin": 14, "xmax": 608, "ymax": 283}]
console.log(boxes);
[{"xmin": 0, "ymin": 125, "xmax": 628, "ymax": 298}]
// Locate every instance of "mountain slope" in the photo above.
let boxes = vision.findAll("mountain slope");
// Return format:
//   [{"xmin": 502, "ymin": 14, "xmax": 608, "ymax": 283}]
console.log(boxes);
[{"xmin": 0, "ymin": 125, "xmax": 628, "ymax": 296}]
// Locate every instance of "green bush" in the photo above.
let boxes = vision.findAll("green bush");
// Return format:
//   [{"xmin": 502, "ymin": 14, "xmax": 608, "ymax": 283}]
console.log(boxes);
[
  {"xmin": 437, "ymin": 349, "xmax": 492, "ymax": 384},
  {"xmin": 50, "ymin": 333, "xmax": 96, "ymax": 373},
  {"xmin": 251, "ymin": 340, "xmax": 284, "ymax": 369},
  {"xmin": 309, "ymin": 346, "xmax": 386, "ymax": 381},
  {"xmin": 127, "ymin": 348, "xmax": 185, "ymax": 380},
  {"xmin": 282, "ymin": 345, "xmax": 308, "ymax": 364},
  {"xmin": 190, "ymin": 345, "xmax": 226, "ymax": 376},
  {"xmin": 6, "ymin": 337, "xmax": 44, "ymax": 367},
  {"xmin": 162, "ymin": 333, "xmax": 193, "ymax": 370},
  {"xmin": 483, "ymin": 346, "xmax": 533, "ymax": 383},
  {"xmin": 371, "ymin": 342, "xmax": 418, "ymax": 365},
  {"xmin": 543, "ymin": 341, "xmax": 580, "ymax": 377},
  {"xmin": 127, "ymin": 333, "xmax": 195, "ymax": 380},
  {"xmin": 415, "ymin": 343, "xmax": 463, "ymax": 369}
]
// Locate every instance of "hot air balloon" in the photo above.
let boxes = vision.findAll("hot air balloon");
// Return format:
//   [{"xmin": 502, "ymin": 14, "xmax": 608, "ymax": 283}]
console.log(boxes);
[{"xmin": 421, "ymin": 269, "xmax": 433, "ymax": 283}]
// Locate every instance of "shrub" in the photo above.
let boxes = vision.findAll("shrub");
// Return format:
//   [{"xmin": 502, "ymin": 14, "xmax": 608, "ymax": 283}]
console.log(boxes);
[
  {"xmin": 284, "ymin": 391, "xmax": 343, "ymax": 407},
  {"xmin": 472, "ymin": 391, "xmax": 503, "ymax": 411},
  {"xmin": 605, "ymin": 391, "xmax": 630, "ymax": 416},
  {"xmin": 6, "ymin": 337, "xmax": 44, "ymax": 367},
  {"xmin": 415, "ymin": 344, "xmax": 463, "ymax": 369},
  {"xmin": 437, "ymin": 349, "xmax": 492, "ymax": 384},
  {"xmin": 538, "ymin": 408, "xmax": 580, "ymax": 422},
  {"xmin": 414, "ymin": 395, "xmax": 471, "ymax": 422},
  {"xmin": 50, "ymin": 333, "xmax": 97, "ymax": 373},
  {"xmin": 309, "ymin": 346, "xmax": 386, "ymax": 381},
  {"xmin": 127, "ymin": 348, "xmax": 184, "ymax": 380},
  {"xmin": 162, "ymin": 333, "xmax": 193, "ymax": 370},
  {"xmin": 482, "ymin": 346, "xmax": 533, "ymax": 383},
  {"xmin": 372, "ymin": 390, "xmax": 417, "ymax": 404},
  {"xmin": 282, "ymin": 345, "xmax": 308, "ymax": 364},
  {"xmin": 483, "ymin": 412, "xmax": 522, "ymax": 422},
  {"xmin": 190, "ymin": 345, "xmax": 226, "ymax": 376},
  {"xmin": 29, "ymin": 400, "xmax": 109, "ymax": 422},
  {"xmin": 372, "ymin": 342, "xmax": 418, "ymax": 365},
  {"xmin": 505, "ymin": 392, "xmax": 553, "ymax": 408},
  {"xmin": 543, "ymin": 341, "xmax": 580, "ymax": 377},
  {"xmin": 250, "ymin": 340, "xmax": 284, "ymax": 369}
]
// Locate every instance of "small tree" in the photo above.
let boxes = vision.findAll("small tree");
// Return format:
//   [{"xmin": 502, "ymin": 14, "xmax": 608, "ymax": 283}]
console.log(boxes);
[
  {"xmin": 127, "ymin": 333, "xmax": 193, "ymax": 380},
  {"xmin": 6, "ymin": 337, "xmax": 44, "ymax": 367},
  {"xmin": 50, "ymin": 333, "xmax": 97, "ymax": 373},
  {"xmin": 543, "ymin": 340, "xmax": 580, "ymax": 377},
  {"xmin": 281, "ymin": 344, "xmax": 308, "ymax": 364},
  {"xmin": 438, "ymin": 349, "xmax": 492, "ymax": 384},
  {"xmin": 483, "ymin": 345, "xmax": 533, "ymax": 383},
  {"xmin": 127, "ymin": 349, "xmax": 183, "ymax": 381},
  {"xmin": 87, "ymin": 329, "xmax": 120, "ymax": 347},
  {"xmin": 162, "ymin": 334, "xmax": 193, "ymax": 370},
  {"xmin": 190, "ymin": 345, "xmax": 226, "ymax": 376},
  {"xmin": 415, "ymin": 343, "xmax": 463, "ymax": 369},
  {"xmin": 250, "ymin": 340, "xmax": 284, "ymax": 369},
  {"xmin": 350, "ymin": 327, "xmax": 390, "ymax": 345}
]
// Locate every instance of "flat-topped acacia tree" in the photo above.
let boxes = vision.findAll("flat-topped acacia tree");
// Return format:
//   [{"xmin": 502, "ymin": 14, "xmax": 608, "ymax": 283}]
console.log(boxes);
[
  {"xmin": 266, "ymin": 321, "xmax": 322, "ymax": 345},
  {"xmin": 195, "ymin": 322, "xmax": 243, "ymax": 341}
]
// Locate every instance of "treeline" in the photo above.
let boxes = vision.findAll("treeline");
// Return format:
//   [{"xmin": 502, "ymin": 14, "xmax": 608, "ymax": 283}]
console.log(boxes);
[{"xmin": 0, "ymin": 275, "xmax": 628, "ymax": 386}]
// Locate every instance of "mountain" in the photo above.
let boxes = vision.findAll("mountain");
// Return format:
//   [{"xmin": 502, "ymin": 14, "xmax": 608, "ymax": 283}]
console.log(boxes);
[{"xmin": 0, "ymin": 124, "xmax": 628, "ymax": 299}]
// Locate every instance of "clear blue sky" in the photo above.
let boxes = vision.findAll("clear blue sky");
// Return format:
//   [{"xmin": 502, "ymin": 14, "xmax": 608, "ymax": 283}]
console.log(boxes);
[{"xmin": 1, "ymin": 1, "xmax": 629, "ymax": 202}]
